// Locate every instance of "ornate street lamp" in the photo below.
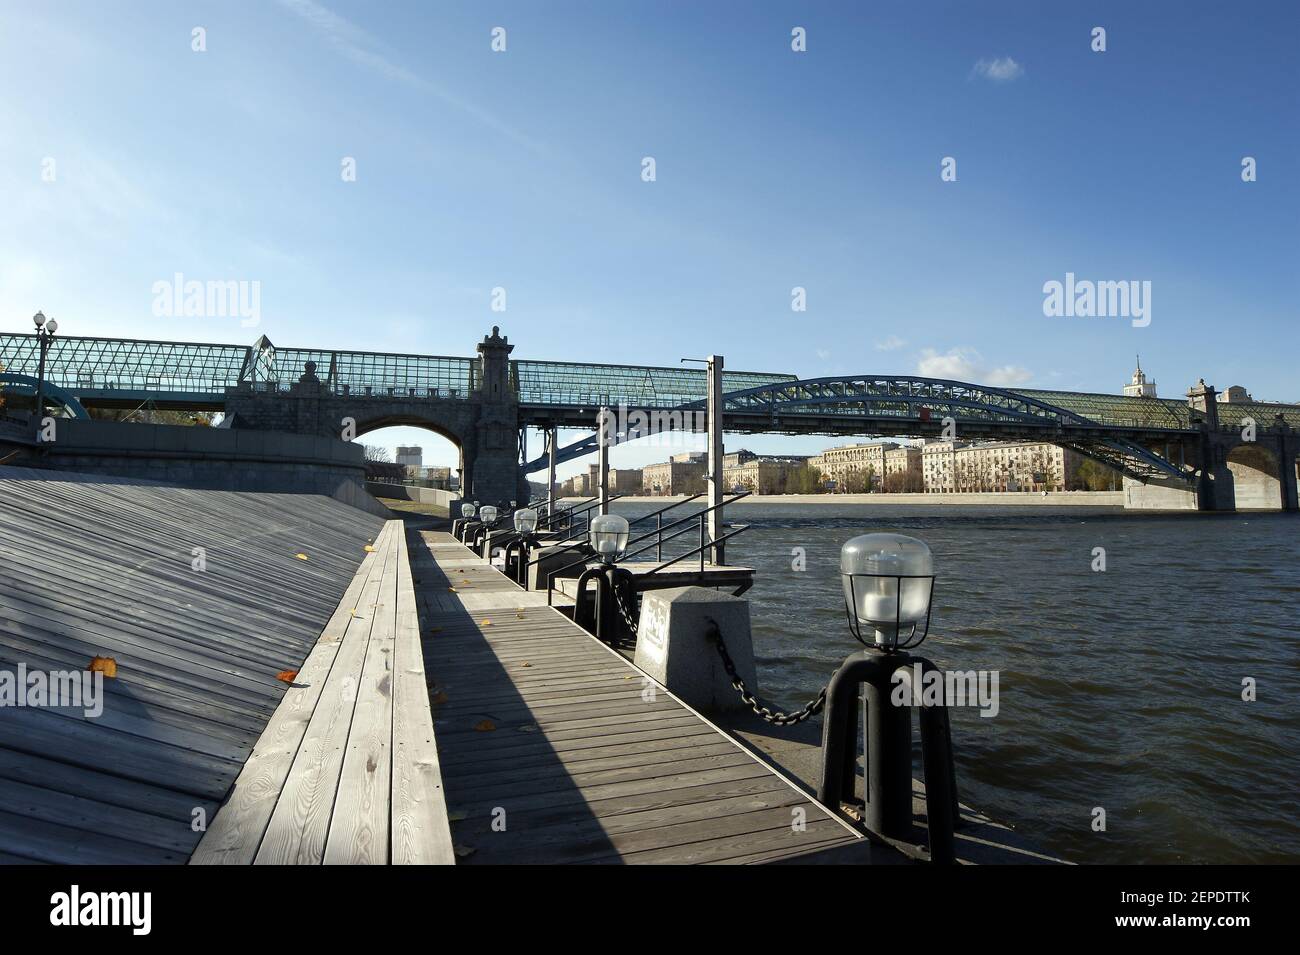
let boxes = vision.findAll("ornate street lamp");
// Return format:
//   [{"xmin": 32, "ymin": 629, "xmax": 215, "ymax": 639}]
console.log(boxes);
[
  {"xmin": 840, "ymin": 533, "xmax": 934, "ymax": 650},
  {"xmin": 461, "ymin": 503, "xmax": 476, "ymax": 519},
  {"xmin": 479, "ymin": 505, "xmax": 498, "ymax": 525},
  {"xmin": 32, "ymin": 310, "xmax": 59, "ymax": 438},
  {"xmin": 589, "ymin": 514, "xmax": 629, "ymax": 563},
  {"xmin": 513, "ymin": 507, "xmax": 539, "ymax": 534}
]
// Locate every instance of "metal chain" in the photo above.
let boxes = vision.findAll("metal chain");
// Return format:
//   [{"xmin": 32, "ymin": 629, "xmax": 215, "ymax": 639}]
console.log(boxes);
[
  {"xmin": 612, "ymin": 581, "xmax": 639, "ymax": 635},
  {"xmin": 708, "ymin": 622, "xmax": 827, "ymax": 726}
]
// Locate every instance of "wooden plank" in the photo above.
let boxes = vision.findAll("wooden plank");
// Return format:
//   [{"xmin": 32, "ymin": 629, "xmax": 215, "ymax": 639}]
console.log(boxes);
[
  {"xmin": 191, "ymin": 523, "xmax": 390, "ymax": 864},
  {"xmin": 253, "ymin": 528, "xmax": 391, "ymax": 864},
  {"xmin": 390, "ymin": 523, "xmax": 456, "ymax": 864},
  {"xmin": 323, "ymin": 526, "xmax": 398, "ymax": 864}
]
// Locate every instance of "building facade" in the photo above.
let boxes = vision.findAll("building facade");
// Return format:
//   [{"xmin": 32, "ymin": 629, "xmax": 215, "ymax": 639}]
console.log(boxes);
[
  {"xmin": 608, "ymin": 468, "xmax": 643, "ymax": 494},
  {"xmin": 642, "ymin": 459, "xmax": 706, "ymax": 496},
  {"xmin": 723, "ymin": 458, "xmax": 802, "ymax": 495},
  {"xmin": 923, "ymin": 440, "xmax": 1082, "ymax": 493},
  {"xmin": 810, "ymin": 441, "xmax": 898, "ymax": 492},
  {"xmin": 883, "ymin": 446, "xmax": 923, "ymax": 492},
  {"xmin": 395, "ymin": 445, "xmax": 423, "ymax": 467}
]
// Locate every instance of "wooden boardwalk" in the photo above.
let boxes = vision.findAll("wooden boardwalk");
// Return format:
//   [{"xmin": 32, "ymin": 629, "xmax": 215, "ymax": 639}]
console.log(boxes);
[
  {"xmin": 193, "ymin": 519, "xmax": 455, "ymax": 864},
  {"xmin": 413, "ymin": 531, "xmax": 865, "ymax": 864}
]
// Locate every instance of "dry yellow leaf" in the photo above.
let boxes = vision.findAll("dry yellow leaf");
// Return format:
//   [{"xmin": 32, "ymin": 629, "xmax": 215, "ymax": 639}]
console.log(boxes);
[
  {"xmin": 88, "ymin": 656, "xmax": 117, "ymax": 679},
  {"xmin": 481, "ymin": 619, "xmax": 493, "ymax": 627},
  {"xmin": 473, "ymin": 719, "xmax": 496, "ymax": 732},
  {"xmin": 294, "ymin": 553, "xmax": 309, "ymax": 561},
  {"xmin": 363, "ymin": 544, "xmax": 375, "ymax": 553},
  {"xmin": 520, "ymin": 662, "xmax": 532, "ymax": 668}
]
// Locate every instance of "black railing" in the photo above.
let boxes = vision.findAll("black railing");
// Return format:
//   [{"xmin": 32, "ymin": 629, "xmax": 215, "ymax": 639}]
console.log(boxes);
[{"xmin": 543, "ymin": 492, "xmax": 752, "ymax": 607}]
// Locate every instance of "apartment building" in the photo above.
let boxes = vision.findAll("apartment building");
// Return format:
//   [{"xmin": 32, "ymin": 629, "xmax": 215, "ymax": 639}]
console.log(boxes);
[{"xmin": 809, "ymin": 441, "xmax": 898, "ymax": 492}]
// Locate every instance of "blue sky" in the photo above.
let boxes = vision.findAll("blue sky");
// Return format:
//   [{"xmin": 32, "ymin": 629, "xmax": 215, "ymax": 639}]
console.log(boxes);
[{"xmin": 2, "ymin": 1, "xmax": 1295, "ymax": 474}]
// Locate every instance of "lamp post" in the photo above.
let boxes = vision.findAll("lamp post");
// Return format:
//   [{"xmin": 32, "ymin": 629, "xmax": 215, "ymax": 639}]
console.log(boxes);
[
  {"xmin": 588, "ymin": 514, "xmax": 629, "ymax": 563},
  {"xmin": 839, "ymin": 533, "xmax": 935, "ymax": 650},
  {"xmin": 455, "ymin": 502, "xmax": 477, "ymax": 543},
  {"xmin": 471, "ymin": 504, "xmax": 500, "ymax": 556},
  {"xmin": 507, "ymin": 507, "xmax": 540, "ymax": 584},
  {"xmin": 572, "ymin": 514, "xmax": 633, "ymax": 642},
  {"xmin": 818, "ymin": 532, "xmax": 959, "ymax": 863},
  {"xmin": 32, "ymin": 311, "xmax": 59, "ymax": 440}
]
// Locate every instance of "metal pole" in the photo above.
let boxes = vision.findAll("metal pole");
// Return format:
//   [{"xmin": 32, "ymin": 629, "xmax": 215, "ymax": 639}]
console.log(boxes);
[
  {"xmin": 33, "ymin": 331, "xmax": 48, "ymax": 441},
  {"xmin": 547, "ymin": 426, "xmax": 557, "ymax": 514},
  {"xmin": 706, "ymin": 354, "xmax": 724, "ymax": 565},
  {"xmin": 597, "ymin": 406, "xmax": 610, "ymax": 516},
  {"xmin": 864, "ymin": 658, "xmax": 913, "ymax": 840}
]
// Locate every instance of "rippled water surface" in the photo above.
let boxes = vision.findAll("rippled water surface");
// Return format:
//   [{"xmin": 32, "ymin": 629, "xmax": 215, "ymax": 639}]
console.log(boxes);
[{"xmin": 611, "ymin": 501, "xmax": 1300, "ymax": 864}]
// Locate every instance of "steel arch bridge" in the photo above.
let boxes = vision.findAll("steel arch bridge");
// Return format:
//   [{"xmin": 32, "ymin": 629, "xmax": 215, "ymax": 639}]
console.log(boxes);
[
  {"xmin": 6, "ymin": 327, "xmax": 1299, "ymax": 489},
  {"xmin": 519, "ymin": 374, "xmax": 1255, "ymax": 483}
]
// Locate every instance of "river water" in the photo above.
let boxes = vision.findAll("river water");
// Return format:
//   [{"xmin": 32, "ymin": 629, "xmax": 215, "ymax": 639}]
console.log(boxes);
[{"xmin": 609, "ymin": 501, "xmax": 1300, "ymax": 864}]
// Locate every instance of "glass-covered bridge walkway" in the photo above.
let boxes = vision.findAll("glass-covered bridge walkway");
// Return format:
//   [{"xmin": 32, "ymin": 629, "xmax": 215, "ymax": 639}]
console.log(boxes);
[{"xmin": 4, "ymin": 329, "xmax": 1297, "ymax": 483}]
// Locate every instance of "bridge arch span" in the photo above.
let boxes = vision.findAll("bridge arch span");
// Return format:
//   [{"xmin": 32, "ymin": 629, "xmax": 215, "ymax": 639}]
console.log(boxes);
[{"xmin": 1226, "ymin": 442, "xmax": 1284, "ymax": 511}]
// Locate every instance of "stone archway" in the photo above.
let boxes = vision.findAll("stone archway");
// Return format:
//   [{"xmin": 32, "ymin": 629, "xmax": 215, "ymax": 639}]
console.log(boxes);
[{"xmin": 1226, "ymin": 443, "xmax": 1283, "ymax": 511}]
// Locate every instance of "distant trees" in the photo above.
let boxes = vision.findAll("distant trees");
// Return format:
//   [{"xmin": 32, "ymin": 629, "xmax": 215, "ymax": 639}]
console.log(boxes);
[
  {"xmin": 1074, "ymin": 458, "xmax": 1120, "ymax": 491},
  {"xmin": 783, "ymin": 464, "xmax": 825, "ymax": 494}
]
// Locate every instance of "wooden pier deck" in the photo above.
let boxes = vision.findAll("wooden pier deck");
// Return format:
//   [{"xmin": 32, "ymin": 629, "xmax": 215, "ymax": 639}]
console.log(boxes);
[
  {"xmin": 192, "ymin": 520, "xmax": 455, "ymax": 864},
  {"xmin": 412, "ymin": 531, "xmax": 866, "ymax": 864}
]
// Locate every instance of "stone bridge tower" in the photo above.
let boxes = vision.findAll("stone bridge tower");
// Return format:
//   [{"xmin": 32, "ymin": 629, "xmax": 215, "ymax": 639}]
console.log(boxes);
[{"xmin": 222, "ymin": 326, "xmax": 526, "ymax": 509}]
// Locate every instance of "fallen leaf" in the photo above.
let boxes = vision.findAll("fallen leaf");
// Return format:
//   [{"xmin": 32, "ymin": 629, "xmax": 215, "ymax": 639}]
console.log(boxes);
[
  {"xmin": 448, "ymin": 587, "xmax": 457, "ymax": 593},
  {"xmin": 447, "ymin": 810, "xmax": 468, "ymax": 822},
  {"xmin": 453, "ymin": 845, "xmax": 477, "ymax": 858},
  {"xmin": 295, "ymin": 553, "xmax": 309, "ymax": 561},
  {"xmin": 518, "ymin": 725, "xmax": 538, "ymax": 733},
  {"xmin": 88, "ymin": 656, "xmax": 117, "ymax": 679},
  {"xmin": 473, "ymin": 719, "xmax": 496, "ymax": 732},
  {"xmin": 481, "ymin": 619, "xmax": 493, "ymax": 627},
  {"xmin": 363, "ymin": 545, "xmax": 375, "ymax": 553},
  {"xmin": 276, "ymin": 669, "xmax": 299, "ymax": 683},
  {"xmin": 431, "ymin": 690, "xmax": 449, "ymax": 704},
  {"xmin": 519, "ymin": 662, "xmax": 531, "ymax": 668}
]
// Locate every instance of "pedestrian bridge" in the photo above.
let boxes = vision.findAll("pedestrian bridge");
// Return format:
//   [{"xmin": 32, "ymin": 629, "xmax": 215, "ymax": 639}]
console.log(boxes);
[{"xmin": 3, "ymin": 327, "xmax": 1298, "ymax": 509}]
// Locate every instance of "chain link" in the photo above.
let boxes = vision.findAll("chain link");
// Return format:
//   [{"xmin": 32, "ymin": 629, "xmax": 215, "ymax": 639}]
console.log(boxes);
[
  {"xmin": 612, "ymin": 580, "xmax": 639, "ymax": 635},
  {"xmin": 708, "ymin": 622, "xmax": 827, "ymax": 726}
]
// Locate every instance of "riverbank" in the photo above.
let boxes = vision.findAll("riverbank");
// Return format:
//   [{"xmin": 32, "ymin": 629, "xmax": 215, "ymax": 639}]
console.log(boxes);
[{"xmin": 595, "ymin": 490, "xmax": 1124, "ymax": 507}]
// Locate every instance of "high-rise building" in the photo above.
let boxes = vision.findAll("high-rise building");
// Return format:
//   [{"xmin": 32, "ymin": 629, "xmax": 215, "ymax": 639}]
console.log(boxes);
[
  {"xmin": 1123, "ymin": 358, "xmax": 1158, "ymax": 398},
  {"xmin": 395, "ymin": 446, "xmax": 423, "ymax": 467}
]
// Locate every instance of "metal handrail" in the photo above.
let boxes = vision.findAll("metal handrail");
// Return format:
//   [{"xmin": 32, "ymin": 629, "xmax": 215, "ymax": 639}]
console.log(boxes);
[
  {"xmin": 543, "ymin": 491, "xmax": 751, "ymax": 604},
  {"xmin": 643, "ymin": 522, "xmax": 750, "ymax": 576}
]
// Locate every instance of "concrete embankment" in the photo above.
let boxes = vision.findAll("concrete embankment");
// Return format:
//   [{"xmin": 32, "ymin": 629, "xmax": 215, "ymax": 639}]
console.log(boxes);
[{"xmin": 595, "ymin": 491, "xmax": 1124, "ymax": 507}]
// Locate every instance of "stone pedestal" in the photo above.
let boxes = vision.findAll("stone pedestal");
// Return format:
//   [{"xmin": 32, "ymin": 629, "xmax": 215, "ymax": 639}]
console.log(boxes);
[
  {"xmin": 526, "ymin": 542, "xmax": 591, "ymax": 590},
  {"xmin": 634, "ymin": 587, "xmax": 757, "ymax": 714}
]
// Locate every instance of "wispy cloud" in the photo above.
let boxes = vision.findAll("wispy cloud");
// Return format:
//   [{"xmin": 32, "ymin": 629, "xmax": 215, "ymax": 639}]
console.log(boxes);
[
  {"xmin": 875, "ymin": 335, "xmax": 906, "ymax": 351},
  {"xmin": 275, "ymin": 0, "xmax": 547, "ymax": 155},
  {"xmin": 970, "ymin": 57, "xmax": 1024, "ymax": 83},
  {"xmin": 916, "ymin": 347, "xmax": 1032, "ymax": 386}
]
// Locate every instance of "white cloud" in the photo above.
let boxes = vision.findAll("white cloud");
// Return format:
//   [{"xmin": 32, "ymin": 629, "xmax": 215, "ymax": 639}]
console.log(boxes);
[
  {"xmin": 915, "ymin": 347, "xmax": 1032, "ymax": 387},
  {"xmin": 875, "ymin": 335, "xmax": 906, "ymax": 351},
  {"xmin": 971, "ymin": 57, "xmax": 1024, "ymax": 82}
]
